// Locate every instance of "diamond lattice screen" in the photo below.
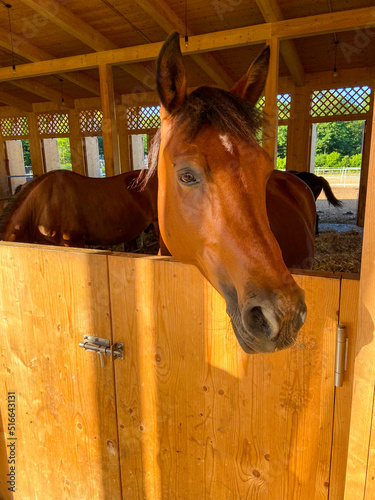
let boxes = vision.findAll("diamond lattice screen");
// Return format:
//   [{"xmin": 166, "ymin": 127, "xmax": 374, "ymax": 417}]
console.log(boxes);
[
  {"xmin": 0, "ymin": 116, "xmax": 29, "ymax": 137},
  {"xmin": 79, "ymin": 110, "xmax": 103, "ymax": 135},
  {"xmin": 127, "ymin": 106, "xmax": 161, "ymax": 131},
  {"xmin": 311, "ymin": 86, "xmax": 371, "ymax": 117},
  {"xmin": 37, "ymin": 112, "xmax": 70, "ymax": 136},
  {"xmin": 256, "ymin": 94, "xmax": 291, "ymax": 120},
  {"xmin": 278, "ymin": 93, "xmax": 291, "ymax": 120}
]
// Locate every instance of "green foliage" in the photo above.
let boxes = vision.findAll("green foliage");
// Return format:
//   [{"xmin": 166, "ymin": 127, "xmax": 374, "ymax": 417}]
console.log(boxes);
[
  {"xmin": 56, "ymin": 137, "xmax": 71, "ymax": 168},
  {"xmin": 277, "ymin": 125, "xmax": 287, "ymax": 159},
  {"xmin": 21, "ymin": 140, "xmax": 31, "ymax": 167},
  {"xmin": 315, "ymin": 120, "xmax": 364, "ymax": 156},
  {"xmin": 276, "ymin": 157, "xmax": 286, "ymax": 170}
]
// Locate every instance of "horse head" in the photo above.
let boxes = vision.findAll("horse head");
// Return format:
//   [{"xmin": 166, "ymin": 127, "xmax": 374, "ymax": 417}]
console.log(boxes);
[{"xmin": 155, "ymin": 32, "xmax": 307, "ymax": 354}]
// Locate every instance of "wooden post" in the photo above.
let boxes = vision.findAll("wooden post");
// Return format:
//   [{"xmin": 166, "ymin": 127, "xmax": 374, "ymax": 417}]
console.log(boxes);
[
  {"xmin": 263, "ymin": 37, "xmax": 279, "ymax": 164},
  {"xmin": 99, "ymin": 63, "xmax": 120, "ymax": 176},
  {"xmin": 286, "ymin": 86, "xmax": 311, "ymax": 172},
  {"xmin": 28, "ymin": 113, "xmax": 44, "ymax": 177},
  {"xmin": 357, "ymin": 87, "xmax": 374, "ymax": 227},
  {"xmin": 0, "ymin": 136, "xmax": 8, "ymax": 196},
  {"xmin": 343, "ymin": 90, "xmax": 375, "ymax": 499},
  {"xmin": 116, "ymin": 104, "xmax": 131, "ymax": 173},
  {"xmin": 68, "ymin": 108, "xmax": 85, "ymax": 176}
]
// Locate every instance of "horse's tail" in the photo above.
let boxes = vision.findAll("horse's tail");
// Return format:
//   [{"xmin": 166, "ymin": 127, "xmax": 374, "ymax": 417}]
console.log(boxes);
[{"xmin": 319, "ymin": 176, "xmax": 343, "ymax": 207}]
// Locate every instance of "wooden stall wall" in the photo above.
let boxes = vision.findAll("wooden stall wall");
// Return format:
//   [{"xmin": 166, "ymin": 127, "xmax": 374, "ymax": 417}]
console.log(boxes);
[{"xmin": 0, "ymin": 243, "xmax": 359, "ymax": 499}]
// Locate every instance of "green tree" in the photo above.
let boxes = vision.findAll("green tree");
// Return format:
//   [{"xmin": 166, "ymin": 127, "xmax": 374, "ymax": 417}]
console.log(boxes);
[{"xmin": 277, "ymin": 125, "xmax": 287, "ymax": 159}]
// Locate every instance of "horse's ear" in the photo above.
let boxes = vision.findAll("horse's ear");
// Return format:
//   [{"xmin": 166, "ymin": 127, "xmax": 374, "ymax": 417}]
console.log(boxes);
[
  {"xmin": 157, "ymin": 32, "xmax": 187, "ymax": 114},
  {"xmin": 230, "ymin": 45, "xmax": 270, "ymax": 105}
]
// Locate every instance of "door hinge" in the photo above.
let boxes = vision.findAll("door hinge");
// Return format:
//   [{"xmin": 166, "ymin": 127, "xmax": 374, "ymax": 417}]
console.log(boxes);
[
  {"xmin": 334, "ymin": 324, "xmax": 348, "ymax": 387},
  {"xmin": 79, "ymin": 335, "xmax": 124, "ymax": 367}
]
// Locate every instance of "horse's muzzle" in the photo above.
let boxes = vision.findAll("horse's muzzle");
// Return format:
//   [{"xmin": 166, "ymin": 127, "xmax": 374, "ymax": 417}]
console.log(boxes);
[{"xmin": 225, "ymin": 286, "xmax": 307, "ymax": 354}]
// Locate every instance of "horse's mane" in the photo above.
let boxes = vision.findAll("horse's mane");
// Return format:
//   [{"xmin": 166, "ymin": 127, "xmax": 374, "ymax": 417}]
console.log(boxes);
[
  {"xmin": 0, "ymin": 172, "xmax": 54, "ymax": 234},
  {"xmin": 137, "ymin": 86, "xmax": 264, "ymax": 189}
]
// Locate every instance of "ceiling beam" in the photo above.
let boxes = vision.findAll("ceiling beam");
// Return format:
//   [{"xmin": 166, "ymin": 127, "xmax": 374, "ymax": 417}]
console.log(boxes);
[
  {"xmin": 133, "ymin": 0, "xmax": 234, "ymax": 88},
  {"xmin": 19, "ymin": 0, "xmax": 156, "ymax": 89},
  {"xmin": 0, "ymin": 91, "xmax": 33, "ymax": 112},
  {"xmin": 255, "ymin": 0, "xmax": 305, "ymax": 86},
  {"xmin": 0, "ymin": 26, "xmax": 101, "ymax": 96},
  {"xmin": 0, "ymin": 7, "xmax": 373, "ymax": 81},
  {"xmin": 11, "ymin": 80, "xmax": 75, "ymax": 108}
]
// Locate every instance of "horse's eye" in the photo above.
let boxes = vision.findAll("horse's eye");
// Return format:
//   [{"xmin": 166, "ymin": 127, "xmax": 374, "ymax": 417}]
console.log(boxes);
[{"xmin": 179, "ymin": 172, "xmax": 197, "ymax": 184}]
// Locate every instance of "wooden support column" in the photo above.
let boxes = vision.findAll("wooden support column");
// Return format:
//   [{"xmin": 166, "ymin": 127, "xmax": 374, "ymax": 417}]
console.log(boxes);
[
  {"xmin": 263, "ymin": 37, "xmax": 279, "ymax": 164},
  {"xmin": 28, "ymin": 113, "xmax": 44, "ymax": 177},
  {"xmin": 99, "ymin": 63, "xmax": 120, "ymax": 176},
  {"xmin": 68, "ymin": 108, "xmax": 85, "ymax": 176},
  {"xmin": 286, "ymin": 86, "xmax": 311, "ymax": 172},
  {"xmin": 357, "ymin": 88, "xmax": 374, "ymax": 227},
  {"xmin": 0, "ymin": 136, "xmax": 8, "ymax": 197},
  {"xmin": 116, "ymin": 104, "xmax": 131, "ymax": 173},
  {"xmin": 344, "ymin": 93, "xmax": 375, "ymax": 499}
]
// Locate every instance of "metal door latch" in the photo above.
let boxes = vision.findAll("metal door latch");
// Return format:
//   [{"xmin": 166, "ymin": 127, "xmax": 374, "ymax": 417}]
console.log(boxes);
[{"xmin": 79, "ymin": 335, "xmax": 124, "ymax": 366}]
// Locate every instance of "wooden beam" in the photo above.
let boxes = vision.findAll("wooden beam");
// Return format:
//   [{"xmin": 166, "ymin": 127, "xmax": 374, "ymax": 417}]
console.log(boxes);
[
  {"xmin": 343, "ymin": 83, "xmax": 375, "ymax": 499},
  {"xmin": 28, "ymin": 113, "xmax": 44, "ymax": 176},
  {"xmin": 19, "ymin": 0, "xmax": 155, "ymax": 89},
  {"xmin": 0, "ymin": 25, "xmax": 101, "ymax": 96},
  {"xmin": 263, "ymin": 38, "xmax": 279, "ymax": 162},
  {"xmin": 19, "ymin": 0, "xmax": 116, "ymax": 52},
  {"xmin": 68, "ymin": 108, "xmax": 85, "ymax": 176},
  {"xmin": 255, "ymin": 0, "xmax": 305, "ymax": 86},
  {"xmin": 11, "ymin": 80, "xmax": 75, "ymax": 109},
  {"xmin": 0, "ymin": 7, "xmax": 374, "ymax": 81},
  {"xmin": 99, "ymin": 64, "xmax": 120, "ymax": 177},
  {"xmin": 133, "ymin": 0, "xmax": 234, "ymax": 88},
  {"xmin": 286, "ymin": 86, "xmax": 311, "ymax": 172},
  {"xmin": 0, "ymin": 91, "xmax": 33, "ymax": 112}
]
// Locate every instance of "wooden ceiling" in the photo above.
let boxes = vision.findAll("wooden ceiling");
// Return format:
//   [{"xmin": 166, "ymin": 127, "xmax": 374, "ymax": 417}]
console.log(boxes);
[{"xmin": 0, "ymin": 0, "xmax": 374, "ymax": 108}]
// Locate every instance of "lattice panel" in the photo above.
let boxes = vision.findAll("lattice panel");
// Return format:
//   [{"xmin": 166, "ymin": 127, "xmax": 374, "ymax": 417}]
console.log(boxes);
[
  {"xmin": 311, "ymin": 86, "xmax": 371, "ymax": 117},
  {"xmin": 278, "ymin": 93, "xmax": 291, "ymax": 120},
  {"xmin": 79, "ymin": 110, "xmax": 103, "ymax": 134},
  {"xmin": 37, "ymin": 112, "xmax": 70, "ymax": 136},
  {"xmin": 255, "ymin": 95, "xmax": 291, "ymax": 120},
  {"xmin": 127, "ymin": 106, "xmax": 160, "ymax": 131},
  {"xmin": 0, "ymin": 116, "xmax": 29, "ymax": 137}
]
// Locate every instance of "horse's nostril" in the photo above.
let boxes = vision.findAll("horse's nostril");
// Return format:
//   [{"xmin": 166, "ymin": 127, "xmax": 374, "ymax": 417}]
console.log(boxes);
[{"xmin": 249, "ymin": 306, "xmax": 267, "ymax": 328}]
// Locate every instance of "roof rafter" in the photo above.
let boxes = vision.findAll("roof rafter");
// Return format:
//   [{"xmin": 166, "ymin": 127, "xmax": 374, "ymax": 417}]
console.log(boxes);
[
  {"xmin": 19, "ymin": 0, "xmax": 156, "ymax": 90},
  {"xmin": 11, "ymin": 79, "xmax": 75, "ymax": 108},
  {"xmin": 255, "ymin": 0, "xmax": 305, "ymax": 86},
  {"xmin": 133, "ymin": 0, "xmax": 234, "ymax": 88},
  {"xmin": 0, "ymin": 7, "xmax": 373, "ymax": 81},
  {"xmin": 0, "ymin": 90, "xmax": 33, "ymax": 111},
  {"xmin": 0, "ymin": 26, "xmax": 101, "ymax": 96}
]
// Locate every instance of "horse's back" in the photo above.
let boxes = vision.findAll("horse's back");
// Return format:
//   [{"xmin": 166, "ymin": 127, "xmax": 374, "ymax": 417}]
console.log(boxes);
[{"xmin": 267, "ymin": 170, "xmax": 316, "ymax": 269}]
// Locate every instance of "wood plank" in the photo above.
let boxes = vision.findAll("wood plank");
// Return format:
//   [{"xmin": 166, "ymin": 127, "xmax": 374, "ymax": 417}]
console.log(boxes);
[
  {"xmin": 329, "ymin": 278, "xmax": 360, "ymax": 500},
  {"xmin": 263, "ymin": 37, "xmax": 279, "ymax": 163},
  {"xmin": 99, "ymin": 63, "xmax": 120, "ymax": 176},
  {"xmin": 286, "ymin": 86, "xmax": 311, "ymax": 172},
  {"xmin": 0, "ymin": 91, "xmax": 32, "ymax": 112},
  {"xmin": 344, "ymin": 84, "xmax": 375, "ymax": 500},
  {"xmin": 11, "ymin": 79, "xmax": 75, "ymax": 109},
  {"xmin": 133, "ymin": 0, "xmax": 234, "ymax": 88},
  {"xmin": 0, "ymin": 8, "xmax": 374, "ymax": 81},
  {"xmin": 68, "ymin": 108, "xmax": 86, "ymax": 175},
  {"xmin": 28, "ymin": 112, "xmax": 44, "ymax": 177},
  {"xmin": 0, "ymin": 243, "xmax": 121, "ymax": 499},
  {"xmin": 109, "ymin": 254, "xmax": 340, "ymax": 498},
  {"xmin": 255, "ymin": 0, "xmax": 304, "ymax": 86}
]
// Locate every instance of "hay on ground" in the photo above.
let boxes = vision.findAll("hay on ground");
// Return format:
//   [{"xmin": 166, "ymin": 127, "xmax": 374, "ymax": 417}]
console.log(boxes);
[{"xmin": 313, "ymin": 229, "xmax": 362, "ymax": 274}]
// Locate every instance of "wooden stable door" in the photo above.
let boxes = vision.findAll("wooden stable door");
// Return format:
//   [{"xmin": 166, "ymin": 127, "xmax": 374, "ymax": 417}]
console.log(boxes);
[{"xmin": 0, "ymin": 244, "xmax": 359, "ymax": 499}]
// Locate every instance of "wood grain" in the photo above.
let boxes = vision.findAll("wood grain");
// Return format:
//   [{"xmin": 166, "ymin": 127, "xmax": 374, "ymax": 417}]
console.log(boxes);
[
  {"xmin": 0, "ymin": 243, "xmax": 121, "ymax": 499},
  {"xmin": 109, "ymin": 254, "xmax": 340, "ymax": 499}
]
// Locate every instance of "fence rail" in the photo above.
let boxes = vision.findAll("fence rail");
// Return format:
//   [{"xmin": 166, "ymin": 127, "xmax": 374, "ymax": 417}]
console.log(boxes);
[{"xmin": 314, "ymin": 167, "xmax": 360, "ymax": 187}]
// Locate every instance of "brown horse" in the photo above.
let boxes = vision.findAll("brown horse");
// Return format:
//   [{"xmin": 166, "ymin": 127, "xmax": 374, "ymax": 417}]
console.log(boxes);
[
  {"xmin": 0, "ymin": 169, "xmax": 158, "ymax": 248},
  {"xmin": 146, "ymin": 32, "xmax": 315, "ymax": 354}
]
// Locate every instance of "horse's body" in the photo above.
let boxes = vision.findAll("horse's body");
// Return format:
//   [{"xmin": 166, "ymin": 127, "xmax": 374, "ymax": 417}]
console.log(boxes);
[
  {"xmin": 152, "ymin": 32, "xmax": 314, "ymax": 354},
  {"xmin": 0, "ymin": 169, "xmax": 158, "ymax": 247},
  {"xmin": 287, "ymin": 170, "xmax": 342, "ymax": 235}
]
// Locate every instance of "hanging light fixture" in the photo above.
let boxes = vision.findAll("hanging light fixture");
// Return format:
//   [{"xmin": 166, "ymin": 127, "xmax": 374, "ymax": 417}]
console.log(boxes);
[
  {"xmin": 333, "ymin": 39, "xmax": 339, "ymax": 77},
  {"xmin": 59, "ymin": 79, "xmax": 65, "ymax": 104}
]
